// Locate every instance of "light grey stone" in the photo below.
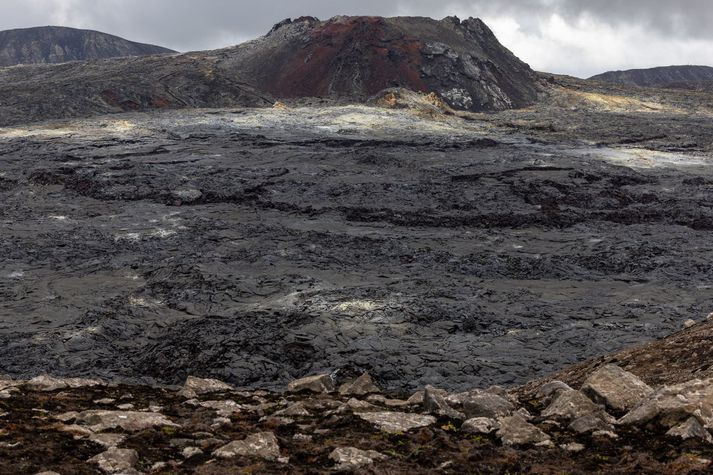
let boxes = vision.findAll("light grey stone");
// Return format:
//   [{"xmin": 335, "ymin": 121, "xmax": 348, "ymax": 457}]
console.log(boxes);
[
  {"xmin": 178, "ymin": 376, "xmax": 233, "ymax": 398},
  {"xmin": 275, "ymin": 401, "xmax": 311, "ymax": 417},
  {"xmin": 542, "ymin": 390, "xmax": 602, "ymax": 421},
  {"xmin": 214, "ymin": 432, "xmax": 280, "ymax": 461},
  {"xmin": 88, "ymin": 433, "xmax": 127, "ymax": 449},
  {"xmin": 88, "ymin": 448, "xmax": 139, "ymax": 474},
  {"xmin": 461, "ymin": 417, "xmax": 498, "ymax": 434},
  {"xmin": 198, "ymin": 400, "xmax": 245, "ymax": 417},
  {"xmin": 182, "ymin": 446, "xmax": 204, "ymax": 458},
  {"xmin": 569, "ymin": 413, "xmax": 615, "ymax": 434},
  {"xmin": 287, "ymin": 374, "xmax": 335, "ymax": 393},
  {"xmin": 667, "ymin": 417, "xmax": 713, "ymax": 443},
  {"xmin": 619, "ymin": 378, "xmax": 713, "ymax": 429},
  {"xmin": 330, "ymin": 447, "xmax": 386, "ymax": 470},
  {"xmin": 535, "ymin": 381, "xmax": 573, "ymax": 404},
  {"xmin": 424, "ymin": 385, "xmax": 465, "ymax": 420},
  {"xmin": 75, "ymin": 410, "xmax": 179, "ymax": 432},
  {"xmin": 338, "ymin": 373, "xmax": 380, "ymax": 396},
  {"xmin": 561, "ymin": 442, "xmax": 585, "ymax": 452},
  {"xmin": 462, "ymin": 392, "xmax": 514, "ymax": 419},
  {"xmin": 581, "ymin": 365, "xmax": 653, "ymax": 412},
  {"xmin": 357, "ymin": 411, "xmax": 436, "ymax": 433},
  {"xmin": 496, "ymin": 414, "xmax": 552, "ymax": 447}
]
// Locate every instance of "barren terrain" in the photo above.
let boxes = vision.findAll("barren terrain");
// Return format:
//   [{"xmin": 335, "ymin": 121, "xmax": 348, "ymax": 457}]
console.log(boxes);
[{"xmin": 1, "ymin": 77, "xmax": 712, "ymax": 394}]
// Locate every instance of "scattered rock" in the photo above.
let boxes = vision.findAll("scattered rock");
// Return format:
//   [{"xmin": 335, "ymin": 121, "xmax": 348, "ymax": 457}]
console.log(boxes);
[
  {"xmin": 25, "ymin": 376, "xmax": 68, "ymax": 392},
  {"xmin": 337, "ymin": 398, "xmax": 379, "ymax": 414},
  {"xmin": 182, "ymin": 446, "xmax": 204, "ymax": 458},
  {"xmin": 619, "ymin": 378, "xmax": 713, "ymax": 428},
  {"xmin": 462, "ymin": 392, "xmax": 514, "ymax": 419},
  {"xmin": 338, "ymin": 372, "xmax": 380, "ymax": 396},
  {"xmin": 581, "ymin": 365, "xmax": 653, "ymax": 412},
  {"xmin": 88, "ymin": 448, "xmax": 139, "ymax": 473},
  {"xmin": 535, "ymin": 381, "xmax": 573, "ymax": 404},
  {"xmin": 569, "ymin": 413, "xmax": 615, "ymax": 434},
  {"xmin": 541, "ymin": 390, "xmax": 602, "ymax": 421},
  {"xmin": 561, "ymin": 442, "xmax": 585, "ymax": 452},
  {"xmin": 592, "ymin": 430, "xmax": 619, "ymax": 439},
  {"xmin": 75, "ymin": 410, "xmax": 179, "ymax": 432},
  {"xmin": 497, "ymin": 414, "xmax": 552, "ymax": 447},
  {"xmin": 26, "ymin": 375, "xmax": 104, "ymax": 392},
  {"xmin": 330, "ymin": 447, "xmax": 386, "ymax": 470},
  {"xmin": 461, "ymin": 417, "xmax": 498, "ymax": 434},
  {"xmin": 94, "ymin": 398, "xmax": 116, "ymax": 405},
  {"xmin": 357, "ymin": 411, "xmax": 436, "ymax": 433},
  {"xmin": 178, "ymin": 376, "xmax": 233, "ymax": 398},
  {"xmin": 684, "ymin": 319, "xmax": 697, "ymax": 328},
  {"xmin": 88, "ymin": 433, "xmax": 127, "ymax": 449},
  {"xmin": 198, "ymin": 400, "xmax": 244, "ymax": 417},
  {"xmin": 667, "ymin": 417, "xmax": 713, "ymax": 443},
  {"xmin": 293, "ymin": 433, "xmax": 312, "ymax": 443},
  {"xmin": 287, "ymin": 374, "xmax": 334, "ymax": 393},
  {"xmin": 275, "ymin": 401, "xmax": 311, "ymax": 417},
  {"xmin": 406, "ymin": 391, "xmax": 425, "ymax": 406},
  {"xmin": 116, "ymin": 403, "xmax": 134, "ymax": 411},
  {"xmin": 54, "ymin": 411, "xmax": 78, "ymax": 423},
  {"xmin": 424, "ymin": 385, "xmax": 465, "ymax": 419},
  {"xmin": 214, "ymin": 432, "xmax": 281, "ymax": 461},
  {"xmin": 57, "ymin": 424, "xmax": 93, "ymax": 438}
]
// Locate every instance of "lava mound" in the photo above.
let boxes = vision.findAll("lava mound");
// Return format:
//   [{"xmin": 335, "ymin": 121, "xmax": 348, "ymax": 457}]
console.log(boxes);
[
  {"xmin": 229, "ymin": 16, "xmax": 540, "ymax": 111},
  {"xmin": 0, "ymin": 26, "xmax": 175, "ymax": 67}
]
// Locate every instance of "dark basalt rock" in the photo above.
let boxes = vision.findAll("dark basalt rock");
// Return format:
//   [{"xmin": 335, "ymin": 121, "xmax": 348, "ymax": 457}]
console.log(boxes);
[{"xmin": 0, "ymin": 26, "xmax": 175, "ymax": 67}]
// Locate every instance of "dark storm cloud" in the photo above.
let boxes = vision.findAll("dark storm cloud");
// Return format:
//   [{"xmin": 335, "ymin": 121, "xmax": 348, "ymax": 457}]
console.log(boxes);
[{"xmin": 1, "ymin": 1, "xmax": 711, "ymax": 77}]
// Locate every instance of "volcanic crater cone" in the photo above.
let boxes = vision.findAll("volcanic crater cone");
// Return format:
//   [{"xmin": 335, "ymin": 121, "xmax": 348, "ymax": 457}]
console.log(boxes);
[
  {"xmin": 0, "ymin": 16, "xmax": 540, "ymax": 126},
  {"xmin": 229, "ymin": 15, "xmax": 540, "ymax": 111}
]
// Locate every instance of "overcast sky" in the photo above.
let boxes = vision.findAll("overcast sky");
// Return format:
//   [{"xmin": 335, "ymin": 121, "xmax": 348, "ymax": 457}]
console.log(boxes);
[{"xmin": 1, "ymin": 0, "xmax": 711, "ymax": 77}]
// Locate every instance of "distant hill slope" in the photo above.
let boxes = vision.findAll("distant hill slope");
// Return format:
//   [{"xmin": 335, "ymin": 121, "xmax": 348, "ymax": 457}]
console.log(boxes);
[
  {"xmin": 589, "ymin": 65, "xmax": 713, "ymax": 88},
  {"xmin": 0, "ymin": 16, "xmax": 542, "ymax": 126},
  {"xmin": 0, "ymin": 26, "xmax": 176, "ymax": 67}
]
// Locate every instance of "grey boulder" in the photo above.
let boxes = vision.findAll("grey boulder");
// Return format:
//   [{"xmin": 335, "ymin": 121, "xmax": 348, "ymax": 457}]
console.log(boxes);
[{"xmin": 581, "ymin": 365, "xmax": 653, "ymax": 412}]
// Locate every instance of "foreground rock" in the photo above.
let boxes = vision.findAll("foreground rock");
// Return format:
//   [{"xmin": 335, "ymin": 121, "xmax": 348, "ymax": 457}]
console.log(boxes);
[
  {"xmin": 541, "ymin": 390, "xmax": 605, "ymax": 421},
  {"xmin": 74, "ymin": 410, "xmax": 178, "ymax": 432},
  {"xmin": 357, "ymin": 412, "xmax": 436, "ymax": 433},
  {"xmin": 287, "ymin": 374, "xmax": 335, "ymax": 393},
  {"xmin": 338, "ymin": 373, "xmax": 381, "ymax": 396},
  {"xmin": 2, "ymin": 365, "xmax": 713, "ymax": 473},
  {"xmin": 619, "ymin": 378, "xmax": 713, "ymax": 428},
  {"xmin": 25, "ymin": 375, "xmax": 104, "ymax": 392},
  {"xmin": 581, "ymin": 365, "xmax": 653, "ymax": 412},
  {"xmin": 330, "ymin": 447, "xmax": 387, "ymax": 471},
  {"xmin": 214, "ymin": 432, "xmax": 281, "ymax": 461},
  {"xmin": 178, "ymin": 376, "xmax": 233, "ymax": 398},
  {"xmin": 88, "ymin": 448, "xmax": 139, "ymax": 474},
  {"xmin": 497, "ymin": 414, "xmax": 552, "ymax": 447}
]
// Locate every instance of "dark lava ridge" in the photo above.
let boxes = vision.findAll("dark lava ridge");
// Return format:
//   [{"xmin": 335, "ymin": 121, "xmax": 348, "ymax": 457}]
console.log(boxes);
[{"xmin": 0, "ymin": 26, "xmax": 175, "ymax": 67}]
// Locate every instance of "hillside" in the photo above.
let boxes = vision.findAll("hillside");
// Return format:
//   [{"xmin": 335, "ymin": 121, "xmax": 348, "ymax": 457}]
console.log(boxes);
[
  {"xmin": 589, "ymin": 65, "xmax": 713, "ymax": 88},
  {"xmin": 0, "ymin": 26, "xmax": 175, "ymax": 67},
  {"xmin": 0, "ymin": 16, "xmax": 541, "ymax": 126}
]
